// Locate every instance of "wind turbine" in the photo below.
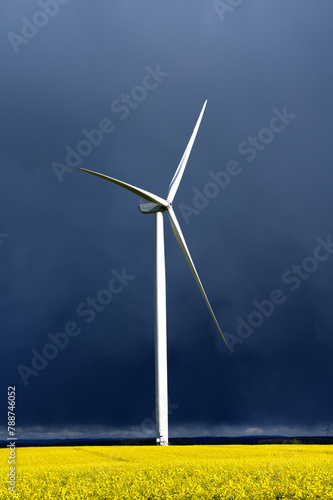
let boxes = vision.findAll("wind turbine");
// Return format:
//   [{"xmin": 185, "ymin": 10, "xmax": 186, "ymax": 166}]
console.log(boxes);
[
  {"xmin": 78, "ymin": 100, "xmax": 228, "ymax": 445},
  {"xmin": 322, "ymin": 425, "xmax": 331, "ymax": 437}
]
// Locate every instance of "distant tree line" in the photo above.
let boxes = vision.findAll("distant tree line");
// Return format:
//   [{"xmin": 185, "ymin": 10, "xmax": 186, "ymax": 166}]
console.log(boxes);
[{"xmin": 259, "ymin": 437, "xmax": 333, "ymax": 445}]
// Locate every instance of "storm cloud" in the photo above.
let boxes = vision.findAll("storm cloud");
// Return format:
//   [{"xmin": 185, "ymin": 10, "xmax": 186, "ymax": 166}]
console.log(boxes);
[{"xmin": 1, "ymin": 0, "xmax": 333, "ymax": 440}]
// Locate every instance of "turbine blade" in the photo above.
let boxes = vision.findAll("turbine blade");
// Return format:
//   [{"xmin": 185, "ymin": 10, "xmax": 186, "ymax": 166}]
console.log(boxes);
[
  {"xmin": 167, "ymin": 207, "xmax": 228, "ymax": 347},
  {"xmin": 78, "ymin": 168, "xmax": 168, "ymax": 207},
  {"xmin": 167, "ymin": 100, "xmax": 207, "ymax": 203}
]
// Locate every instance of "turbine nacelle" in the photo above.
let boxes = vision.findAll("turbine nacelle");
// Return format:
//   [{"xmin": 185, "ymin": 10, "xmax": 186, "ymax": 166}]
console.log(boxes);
[{"xmin": 139, "ymin": 202, "xmax": 166, "ymax": 214}]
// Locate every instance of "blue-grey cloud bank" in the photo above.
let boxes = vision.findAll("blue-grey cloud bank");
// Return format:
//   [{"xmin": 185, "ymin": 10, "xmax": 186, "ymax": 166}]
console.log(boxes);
[{"xmin": 1, "ymin": 0, "xmax": 333, "ymax": 440}]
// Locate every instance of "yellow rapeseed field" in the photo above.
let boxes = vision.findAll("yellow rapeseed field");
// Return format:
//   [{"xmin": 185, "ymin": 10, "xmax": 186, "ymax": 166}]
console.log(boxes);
[{"xmin": 1, "ymin": 444, "xmax": 333, "ymax": 499}]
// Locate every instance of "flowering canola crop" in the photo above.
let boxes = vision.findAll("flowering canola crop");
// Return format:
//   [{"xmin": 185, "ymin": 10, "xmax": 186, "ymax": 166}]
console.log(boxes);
[{"xmin": 1, "ymin": 444, "xmax": 333, "ymax": 499}]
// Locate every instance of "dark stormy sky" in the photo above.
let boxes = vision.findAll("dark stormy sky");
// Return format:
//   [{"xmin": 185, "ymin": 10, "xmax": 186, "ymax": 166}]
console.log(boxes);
[{"xmin": 1, "ymin": 1, "xmax": 333, "ymax": 440}]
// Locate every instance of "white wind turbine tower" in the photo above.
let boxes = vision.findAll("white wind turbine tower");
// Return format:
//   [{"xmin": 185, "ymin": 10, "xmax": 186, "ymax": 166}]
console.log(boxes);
[{"xmin": 78, "ymin": 101, "xmax": 228, "ymax": 445}]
